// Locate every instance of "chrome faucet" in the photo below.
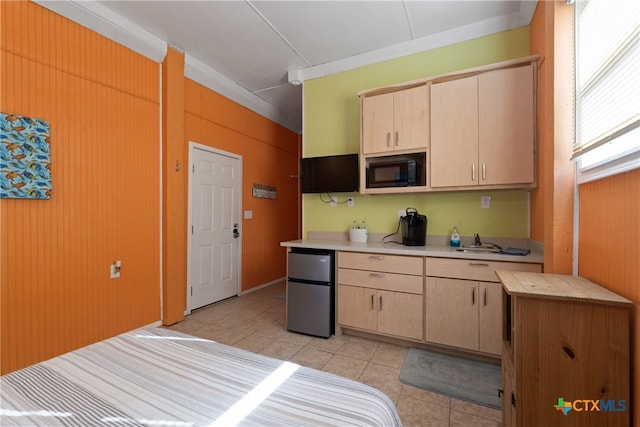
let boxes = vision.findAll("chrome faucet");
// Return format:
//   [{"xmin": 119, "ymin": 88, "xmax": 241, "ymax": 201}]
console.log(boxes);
[{"xmin": 474, "ymin": 233, "xmax": 482, "ymax": 246}]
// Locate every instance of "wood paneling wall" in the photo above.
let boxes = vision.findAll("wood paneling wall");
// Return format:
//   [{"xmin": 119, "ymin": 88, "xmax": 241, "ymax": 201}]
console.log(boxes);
[
  {"xmin": 184, "ymin": 79, "xmax": 299, "ymax": 291},
  {"xmin": 579, "ymin": 169, "xmax": 640, "ymax": 417},
  {"xmin": 529, "ymin": 0, "xmax": 574, "ymax": 274},
  {"xmin": 1, "ymin": 1, "xmax": 160, "ymax": 374}
]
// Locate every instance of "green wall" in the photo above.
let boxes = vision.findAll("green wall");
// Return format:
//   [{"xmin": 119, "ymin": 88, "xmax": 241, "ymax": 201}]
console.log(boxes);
[{"xmin": 303, "ymin": 27, "xmax": 532, "ymax": 239}]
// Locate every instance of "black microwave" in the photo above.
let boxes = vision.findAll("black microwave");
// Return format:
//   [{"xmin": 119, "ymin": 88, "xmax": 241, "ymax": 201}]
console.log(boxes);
[{"xmin": 366, "ymin": 154, "xmax": 425, "ymax": 188}]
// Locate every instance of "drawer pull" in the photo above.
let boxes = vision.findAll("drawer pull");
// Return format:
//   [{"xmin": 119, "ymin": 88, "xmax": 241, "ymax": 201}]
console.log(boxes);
[
  {"xmin": 368, "ymin": 255, "xmax": 385, "ymax": 260},
  {"xmin": 468, "ymin": 262, "xmax": 490, "ymax": 267},
  {"xmin": 369, "ymin": 273, "xmax": 385, "ymax": 278}
]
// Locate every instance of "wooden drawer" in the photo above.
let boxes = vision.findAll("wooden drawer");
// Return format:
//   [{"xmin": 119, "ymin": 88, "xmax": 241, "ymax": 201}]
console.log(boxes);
[
  {"xmin": 338, "ymin": 268, "xmax": 423, "ymax": 294},
  {"xmin": 426, "ymin": 257, "xmax": 541, "ymax": 282},
  {"xmin": 338, "ymin": 251, "xmax": 423, "ymax": 275}
]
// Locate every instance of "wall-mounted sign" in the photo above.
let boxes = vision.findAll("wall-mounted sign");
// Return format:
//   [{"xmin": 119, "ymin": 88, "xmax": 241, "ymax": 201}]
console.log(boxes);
[{"xmin": 252, "ymin": 183, "xmax": 277, "ymax": 200}]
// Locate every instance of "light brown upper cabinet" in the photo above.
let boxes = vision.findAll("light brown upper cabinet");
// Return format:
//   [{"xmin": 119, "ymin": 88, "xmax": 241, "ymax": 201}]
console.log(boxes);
[
  {"xmin": 361, "ymin": 84, "xmax": 429, "ymax": 155},
  {"xmin": 430, "ymin": 64, "xmax": 535, "ymax": 189}
]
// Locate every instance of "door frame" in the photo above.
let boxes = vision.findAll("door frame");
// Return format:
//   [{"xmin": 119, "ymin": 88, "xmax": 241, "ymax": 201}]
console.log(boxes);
[{"xmin": 186, "ymin": 141, "xmax": 242, "ymax": 314}]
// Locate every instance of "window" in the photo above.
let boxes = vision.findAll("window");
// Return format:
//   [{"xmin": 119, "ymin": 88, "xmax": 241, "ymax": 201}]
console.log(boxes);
[{"xmin": 574, "ymin": 0, "xmax": 640, "ymax": 183}]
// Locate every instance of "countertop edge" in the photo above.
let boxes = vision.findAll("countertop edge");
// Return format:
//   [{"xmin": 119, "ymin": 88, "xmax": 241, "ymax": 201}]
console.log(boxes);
[{"xmin": 281, "ymin": 239, "xmax": 544, "ymax": 264}]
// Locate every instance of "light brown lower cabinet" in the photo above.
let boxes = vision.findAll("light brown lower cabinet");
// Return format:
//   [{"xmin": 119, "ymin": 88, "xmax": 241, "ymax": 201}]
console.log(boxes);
[
  {"xmin": 498, "ymin": 271, "xmax": 631, "ymax": 427},
  {"xmin": 425, "ymin": 277, "xmax": 502, "ymax": 355},
  {"xmin": 424, "ymin": 257, "xmax": 542, "ymax": 356},
  {"xmin": 337, "ymin": 252, "xmax": 423, "ymax": 341},
  {"xmin": 337, "ymin": 285, "xmax": 423, "ymax": 340}
]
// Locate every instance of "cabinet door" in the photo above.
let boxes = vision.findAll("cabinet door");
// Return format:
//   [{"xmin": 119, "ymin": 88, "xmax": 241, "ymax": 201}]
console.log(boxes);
[
  {"xmin": 394, "ymin": 85, "xmax": 429, "ymax": 151},
  {"xmin": 478, "ymin": 281, "xmax": 502, "ymax": 355},
  {"xmin": 362, "ymin": 93, "xmax": 394, "ymax": 154},
  {"xmin": 479, "ymin": 65, "xmax": 534, "ymax": 185},
  {"xmin": 425, "ymin": 277, "xmax": 478, "ymax": 350},
  {"xmin": 502, "ymin": 353, "xmax": 516, "ymax": 427},
  {"xmin": 337, "ymin": 285, "xmax": 377, "ymax": 331},
  {"xmin": 430, "ymin": 76, "xmax": 479, "ymax": 187},
  {"xmin": 377, "ymin": 290, "xmax": 423, "ymax": 340}
]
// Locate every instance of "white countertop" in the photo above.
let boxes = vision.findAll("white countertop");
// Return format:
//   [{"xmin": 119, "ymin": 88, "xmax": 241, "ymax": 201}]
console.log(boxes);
[{"xmin": 281, "ymin": 239, "xmax": 544, "ymax": 264}]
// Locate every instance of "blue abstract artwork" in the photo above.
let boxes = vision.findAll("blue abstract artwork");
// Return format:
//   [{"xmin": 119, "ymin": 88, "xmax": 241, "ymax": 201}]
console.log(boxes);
[{"xmin": 0, "ymin": 113, "xmax": 52, "ymax": 199}]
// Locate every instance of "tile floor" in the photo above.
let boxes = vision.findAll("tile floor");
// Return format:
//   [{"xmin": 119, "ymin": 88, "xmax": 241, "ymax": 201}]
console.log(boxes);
[{"xmin": 167, "ymin": 281, "xmax": 502, "ymax": 427}]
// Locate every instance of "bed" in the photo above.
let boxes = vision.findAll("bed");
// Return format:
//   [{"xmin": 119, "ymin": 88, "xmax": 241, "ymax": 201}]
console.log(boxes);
[{"xmin": 1, "ymin": 327, "xmax": 403, "ymax": 426}]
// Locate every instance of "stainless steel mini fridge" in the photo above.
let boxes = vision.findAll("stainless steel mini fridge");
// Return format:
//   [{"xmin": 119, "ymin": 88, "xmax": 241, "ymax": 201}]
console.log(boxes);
[{"xmin": 286, "ymin": 248, "xmax": 335, "ymax": 338}]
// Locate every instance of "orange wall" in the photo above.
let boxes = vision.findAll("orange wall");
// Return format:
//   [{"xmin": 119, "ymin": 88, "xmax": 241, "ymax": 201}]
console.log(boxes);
[
  {"xmin": 184, "ymin": 79, "xmax": 299, "ymax": 291},
  {"xmin": 578, "ymin": 169, "xmax": 640, "ymax": 419},
  {"xmin": 162, "ymin": 48, "xmax": 187, "ymax": 325},
  {"xmin": 529, "ymin": 0, "xmax": 574, "ymax": 274},
  {"xmin": 1, "ymin": 1, "xmax": 160, "ymax": 373},
  {"xmin": 531, "ymin": 0, "xmax": 638, "ymax": 417},
  {"xmin": 1, "ymin": 1, "xmax": 300, "ymax": 372}
]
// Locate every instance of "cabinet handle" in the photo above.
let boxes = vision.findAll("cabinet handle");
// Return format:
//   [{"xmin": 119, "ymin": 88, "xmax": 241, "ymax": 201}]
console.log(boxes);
[
  {"xmin": 371, "ymin": 294, "xmax": 374, "ymax": 309},
  {"xmin": 379, "ymin": 295, "xmax": 383, "ymax": 311},
  {"xmin": 482, "ymin": 163, "xmax": 486, "ymax": 180},
  {"xmin": 368, "ymin": 255, "xmax": 385, "ymax": 260},
  {"xmin": 394, "ymin": 131, "xmax": 399, "ymax": 146},
  {"xmin": 468, "ymin": 262, "xmax": 489, "ymax": 267},
  {"xmin": 369, "ymin": 273, "xmax": 385, "ymax": 278},
  {"xmin": 386, "ymin": 132, "xmax": 391, "ymax": 147},
  {"xmin": 472, "ymin": 164, "xmax": 476, "ymax": 181},
  {"xmin": 484, "ymin": 288, "xmax": 487, "ymax": 306},
  {"xmin": 472, "ymin": 288, "xmax": 476, "ymax": 305}
]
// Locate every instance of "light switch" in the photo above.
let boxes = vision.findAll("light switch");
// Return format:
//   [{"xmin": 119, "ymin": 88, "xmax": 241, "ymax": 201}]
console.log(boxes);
[
  {"xmin": 244, "ymin": 210, "xmax": 253, "ymax": 219},
  {"xmin": 481, "ymin": 196, "xmax": 491, "ymax": 209}
]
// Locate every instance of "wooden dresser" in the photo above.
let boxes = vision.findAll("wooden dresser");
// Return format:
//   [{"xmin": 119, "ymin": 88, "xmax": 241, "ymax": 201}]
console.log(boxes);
[{"xmin": 497, "ymin": 271, "xmax": 631, "ymax": 427}]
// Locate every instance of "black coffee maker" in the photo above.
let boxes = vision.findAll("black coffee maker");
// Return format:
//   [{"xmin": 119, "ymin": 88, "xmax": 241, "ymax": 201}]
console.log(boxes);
[{"xmin": 400, "ymin": 207, "xmax": 427, "ymax": 246}]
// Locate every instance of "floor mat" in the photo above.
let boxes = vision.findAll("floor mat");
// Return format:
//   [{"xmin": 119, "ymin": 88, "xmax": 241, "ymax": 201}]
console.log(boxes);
[{"xmin": 399, "ymin": 348, "xmax": 502, "ymax": 410}]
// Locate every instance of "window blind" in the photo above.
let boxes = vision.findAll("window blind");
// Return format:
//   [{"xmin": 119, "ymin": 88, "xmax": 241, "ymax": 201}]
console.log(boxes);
[{"xmin": 573, "ymin": 0, "xmax": 640, "ymax": 160}]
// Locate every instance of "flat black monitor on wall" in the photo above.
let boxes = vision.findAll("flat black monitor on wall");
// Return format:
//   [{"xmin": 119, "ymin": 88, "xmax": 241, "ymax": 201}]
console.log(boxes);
[{"xmin": 300, "ymin": 154, "xmax": 359, "ymax": 193}]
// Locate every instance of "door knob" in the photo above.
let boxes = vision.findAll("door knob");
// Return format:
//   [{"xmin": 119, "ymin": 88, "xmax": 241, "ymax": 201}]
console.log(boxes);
[{"xmin": 233, "ymin": 223, "xmax": 240, "ymax": 238}]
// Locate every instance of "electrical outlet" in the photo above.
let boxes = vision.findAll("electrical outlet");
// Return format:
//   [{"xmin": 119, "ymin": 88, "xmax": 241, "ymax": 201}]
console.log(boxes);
[
  {"xmin": 398, "ymin": 209, "xmax": 406, "ymax": 220},
  {"xmin": 347, "ymin": 197, "xmax": 354, "ymax": 208},
  {"xmin": 481, "ymin": 196, "xmax": 491, "ymax": 209},
  {"xmin": 110, "ymin": 260, "xmax": 121, "ymax": 279},
  {"xmin": 330, "ymin": 195, "xmax": 337, "ymax": 207}
]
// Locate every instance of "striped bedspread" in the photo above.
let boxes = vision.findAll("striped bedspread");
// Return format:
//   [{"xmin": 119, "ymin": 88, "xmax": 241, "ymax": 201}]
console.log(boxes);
[{"xmin": 1, "ymin": 328, "xmax": 402, "ymax": 426}]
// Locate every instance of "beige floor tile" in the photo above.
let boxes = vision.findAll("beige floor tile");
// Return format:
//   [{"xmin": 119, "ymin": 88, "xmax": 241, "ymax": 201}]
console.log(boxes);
[
  {"xmin": 308, "ymin": 335, "xmax": 348, "ymax": 353},
  {"xmin": 371, "ymin": 342, "xmax": 409, "ymax": 368},
  {"xmin": 359, "ymin": 362, "xmax": 404, "ymax": 404},
  {"xmin": 196, "ymin": 327, "xmax": 249, "ymax": 345},
  {"xmin": 253, "ymin": 322, "xmax": 290, "ymax": 339},
  {"xmin": 280, "ymin": 331, "xmax": 314, "ymax": 347},
  {"xmin": 449, "ymin": 410, "xmax": 500, "ymax": 426},
  {"xmin": 322, "ymin": 354, "xmax": 368, "ymax": 381},
  {"xmin": 259, "ymin": 339, "xmax": 303, "ymax": 360},
  {"xmin": 336, "ymin": 340, "xmax": 378, "ymax": 361},
  {"xmin": 400, "ymin": 384, "xmax": 451, "ymax": 409},
  {"xmin": 233, "ymin": 333, "xmax": 274, "ymax": 353},
  {"xmin": 289, "ymin": 346, "xmax": 333, "ymax": 370},
  {"xmin": 450, "ymin": 399, "xmax": 501, "ymax": 422},
  {"xmin": 396, "ymin": 395, "xmax": 450, "ymax": 427}
]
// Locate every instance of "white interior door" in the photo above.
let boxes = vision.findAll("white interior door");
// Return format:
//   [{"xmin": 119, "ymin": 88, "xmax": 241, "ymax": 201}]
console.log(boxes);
[{"xmin": 188, "ymin": 144, "xmax": 241, "ymax": 311}]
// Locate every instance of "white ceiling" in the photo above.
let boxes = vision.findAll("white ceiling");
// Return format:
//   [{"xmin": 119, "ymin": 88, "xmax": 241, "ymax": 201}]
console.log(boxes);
[{"xmin": 35, "ymin": 1, "xmax": 538, "ymax": 134}]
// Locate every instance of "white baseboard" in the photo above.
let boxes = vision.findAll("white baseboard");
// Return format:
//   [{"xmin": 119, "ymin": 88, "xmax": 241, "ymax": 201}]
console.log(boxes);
[{"xmin": 239, "ymin": 277, "xmax": 285, "ymax": 296}]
